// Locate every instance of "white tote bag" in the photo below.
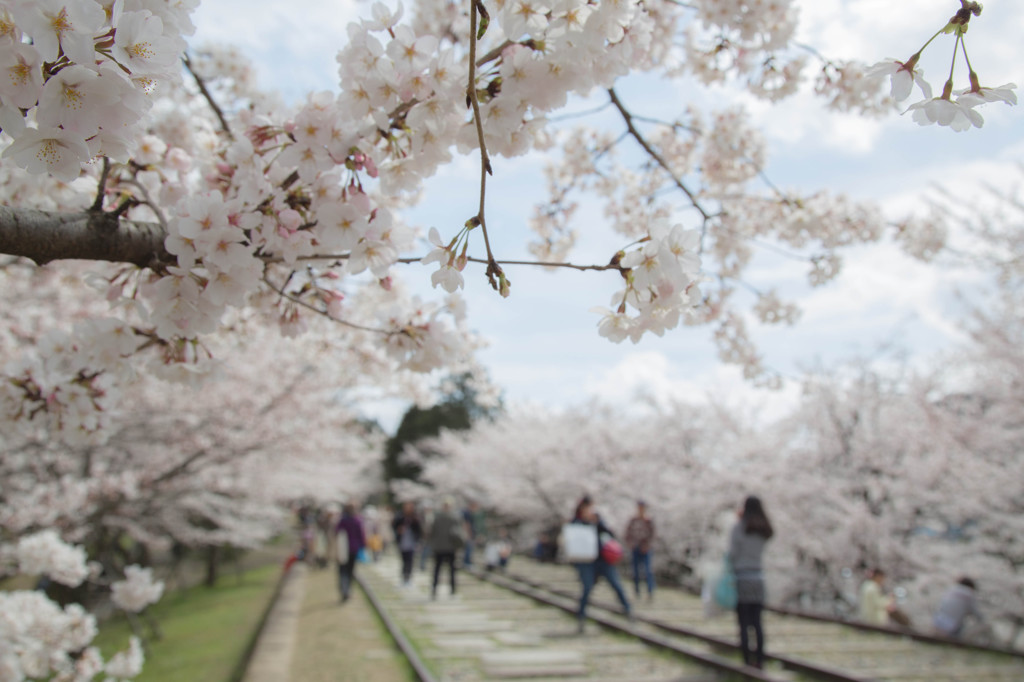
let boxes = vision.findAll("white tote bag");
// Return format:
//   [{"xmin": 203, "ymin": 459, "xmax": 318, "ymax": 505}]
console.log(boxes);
[
  {"xmin": 561, "ymin": 523, "xmax": 598, "ymax": 562},
  {"xmin": 336, "ymin": 530, "xmax": 350, "ymax": 564}
]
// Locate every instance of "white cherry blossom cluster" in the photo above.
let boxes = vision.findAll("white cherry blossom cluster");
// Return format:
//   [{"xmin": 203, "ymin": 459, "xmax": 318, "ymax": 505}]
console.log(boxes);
[
  {"xmin": 1, "ymin": 317, "xmax": 140, "ymax": 444},
  {"xmin": 753, "ymin": 290, "xmax": 800, "ymax": 326},
  {"xmin": 2, "ymin": 531, "xmax": 147, "ymax": 681},
  {"xmin": 814, "ymin": 60, "xmax": 894, "ymax": 117},
  {"xmin": 0, "ymin": 0, "xmax": 975, "ymax": 410},
  {"xmin": 0, "ymin": 592, "xmax": 100, "ymax": 682},
  {"xmin": 0, "ymin": 0, "xmax": 194, "ymax": 181},
  {"xmin": 110, "ymin": 565, "xmax": 164, "ymax": 612},
  {"xmin": 680, "ymin": 0, "xmax": 801, "ymax": 95},
  {"xmin": 700, "ymin": 108, "xmax": 765, "ymax": 190},
  {"xmin": 102, "ymin": 637, "xmax": 144, "ymax": 680},
  {"xmin": 867, "ymin": 2, "xmax": 1016, "ymax": 131},
  {"xmin": 15, "ymin": 529, "xmax": 90, "ymax": 587},
  {"xmin": 595, "ymin": 220, "xmax": 702, "ymax": 343}
]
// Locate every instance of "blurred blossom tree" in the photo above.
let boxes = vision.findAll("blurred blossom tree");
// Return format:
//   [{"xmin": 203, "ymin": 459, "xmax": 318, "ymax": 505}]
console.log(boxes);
[
  {"xmin": 418, "ymin": 190, "xmax": 1024, "ymax": 644},
  {"xmin": 384, "ymin": 372, "xmax": 501, "ymax": 495},
  {"xmin": 0, "ymin": 0, "xmax": 1018, "ymax": 677}
]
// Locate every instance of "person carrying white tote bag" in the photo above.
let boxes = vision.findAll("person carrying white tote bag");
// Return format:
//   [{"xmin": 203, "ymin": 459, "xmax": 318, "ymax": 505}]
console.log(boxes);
[{"xmin": 562, "ymin": 522, "xmax": 599, "ymax": 562}]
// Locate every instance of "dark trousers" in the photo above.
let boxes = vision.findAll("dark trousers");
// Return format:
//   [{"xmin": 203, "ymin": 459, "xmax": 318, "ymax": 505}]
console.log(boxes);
[
  {"xmin": 736, "ymin": 602, "xmax": 765, "ymax": 667},
  {"xmin": 338, "ymin": 558, "xmax": 357, "ymax": 599},
  {"xmin": 432, "ymin": 551, "xmax": 457, "ymax": 596},
  {"xmin": 631, "ymin": 549, "xmax": 654, "ymax": 595},
  {"xmin": 400, "ymin": 550, "xmax": 415, "ymax": 583},
  {"xmin": 575, "ymin": 559, "xmax": 630, "ymax": 620}
]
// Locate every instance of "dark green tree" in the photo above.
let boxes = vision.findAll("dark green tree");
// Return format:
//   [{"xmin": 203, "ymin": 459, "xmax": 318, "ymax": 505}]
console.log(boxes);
[{"xmin": 383, "ymin": 374, "xmax": 500, "ymax": 494}]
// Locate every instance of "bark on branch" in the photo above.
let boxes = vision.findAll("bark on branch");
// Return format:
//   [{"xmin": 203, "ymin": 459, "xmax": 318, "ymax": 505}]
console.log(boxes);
[{"xmin": 0, "ymin": 206, "xmax": 171, "ymax": 269}]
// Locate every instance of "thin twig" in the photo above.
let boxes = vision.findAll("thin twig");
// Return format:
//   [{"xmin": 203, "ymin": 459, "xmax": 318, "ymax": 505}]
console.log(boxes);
[
  {"xmin": 477, "ymin": 39, "xmax": 514, "ymax": 66},
  {"xmin": 183, "ymin": 54, "xmax": 234, "ymax": 140},
  {"xmin": 608, "ymin": 88, "xmax": 711, "ymax": 223},
  {"xmin": 547, "ymin": 102, "xmax": 613, "ymax": 122},
  {"xmin": 91, "ymin": 157, "xmax": 111, "ymax": 213},
  {"xmin": 465, "ymin": 255, "xmax": 621, "ymax": 272},
  {"xmin": 120, "ymin": 179, "xmax": 168, "ymax": 230},
  {"xmin": 261, "ymin": 273, "xmax": 399, "ymax": 336},
  {"xmin": 468, "ymin": 0, "xmax": 500, "ymax": 289},
  {"xmin": 274, "ymin": 252, "xmax": 625, "ymax": 272}
]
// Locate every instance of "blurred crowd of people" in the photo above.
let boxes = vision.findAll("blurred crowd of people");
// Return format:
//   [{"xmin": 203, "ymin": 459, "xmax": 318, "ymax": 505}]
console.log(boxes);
[
  {"xmin": 286, "ymin": 496, "xmax": 514, "ymax": 602},
  {"xmin": 283, "ymin": 492, "xmax": 991, "ymax": 670}
]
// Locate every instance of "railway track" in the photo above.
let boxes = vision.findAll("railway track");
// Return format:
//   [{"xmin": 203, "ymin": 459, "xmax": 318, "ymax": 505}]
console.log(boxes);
[
  {"xmin": 359, "ymin": 555, "xmax": 774, "ymax": 681},
  {"xmin": 489, "ymin": 560, "xmax": 1024, "ymax": 682},
  {"xmin": 362, "ymin": 554, "xmax": 1015, "ymax": 682}
]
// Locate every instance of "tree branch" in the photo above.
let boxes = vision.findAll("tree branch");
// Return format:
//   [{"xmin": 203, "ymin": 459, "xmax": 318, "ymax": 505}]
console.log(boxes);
[
  {"xmin": 608, "ymin": 88, "xmax": 712, "ymax": 222},
  {"xmin": 183, "ymin": 54, "xmax": 234, "ymax": 140},
  {"xmin": 0, "ymin": 206, "xmax": 172, "ymax": 269}
]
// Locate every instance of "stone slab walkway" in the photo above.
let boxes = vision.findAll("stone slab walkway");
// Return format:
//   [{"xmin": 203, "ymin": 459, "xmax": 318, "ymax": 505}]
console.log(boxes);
[
  {"xmin": 240, "ymin": 561, "xmax": 414, "ymax": 682},
  {"xmin": 359, "ymin": 555, "xmax": 717, "ymax": 681},
  {"xmin": 242, "ymin": 563, "xmax": 307, "ymax": 682}
]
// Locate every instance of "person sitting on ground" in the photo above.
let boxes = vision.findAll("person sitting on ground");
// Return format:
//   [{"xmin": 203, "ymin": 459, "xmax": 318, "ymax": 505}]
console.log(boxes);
[
  {"xmin": 933, "ymin": 577, "xmax": 984, "ymax": 638},
  {"xmin": 485, "ymin": 528, "xmax": 513, "ymax": 572},
  {"xmin": 858, "ymin": 568, "xmax": 894, "ymax": 626}
]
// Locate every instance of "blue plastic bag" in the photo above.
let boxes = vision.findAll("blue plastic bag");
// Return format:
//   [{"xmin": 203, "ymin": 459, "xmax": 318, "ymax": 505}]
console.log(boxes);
[
  {"xmin": 713, "ymin": 558, "xmax": 737, "ymax": 610},
  {"xmin": 357, "ymin": 547, "xmax": 370, "ymax": 563}
]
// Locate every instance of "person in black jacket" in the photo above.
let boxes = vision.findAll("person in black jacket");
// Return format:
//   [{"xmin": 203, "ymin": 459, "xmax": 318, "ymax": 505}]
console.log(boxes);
[
  {"xmin": 570, "ymin": 495, "xmax": 631, "ymax": 633},
  {"xmin": 391, "ymin": 501, "xmax": 423, "ymax": 586}
]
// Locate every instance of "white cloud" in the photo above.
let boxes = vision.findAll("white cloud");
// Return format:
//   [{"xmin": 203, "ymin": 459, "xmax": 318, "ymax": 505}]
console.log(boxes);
[
  {"xmin": 190, "ymin": 0, "xmax": 363, "ymax": 100},
  {"xmin": 582, "ymin": 351, "xmax": 802, "ymax": 424}
]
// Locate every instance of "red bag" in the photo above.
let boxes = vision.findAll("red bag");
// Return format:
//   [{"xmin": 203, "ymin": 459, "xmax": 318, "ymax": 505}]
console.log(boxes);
[{"xmin": 600, "ymin": 537, "xmax": 624, "ymax": 564}]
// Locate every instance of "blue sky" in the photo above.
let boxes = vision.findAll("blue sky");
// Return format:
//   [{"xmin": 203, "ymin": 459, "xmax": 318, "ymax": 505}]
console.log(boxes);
[{"xmin": 190, "ymin": 0, "xmax": 1023, "ymax": 423}]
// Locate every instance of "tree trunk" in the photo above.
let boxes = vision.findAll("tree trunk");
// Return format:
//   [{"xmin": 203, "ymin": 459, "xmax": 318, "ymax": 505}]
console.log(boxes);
[{"xmin": 204, "ymin": 545, "xmax": 219, "ymax": 587}]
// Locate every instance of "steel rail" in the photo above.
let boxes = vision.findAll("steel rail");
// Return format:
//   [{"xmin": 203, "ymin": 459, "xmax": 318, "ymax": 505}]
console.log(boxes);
[
  {"xmin": 473, "ymin": 568, "xmax": 790, "ymax": 682},
  {"xmin": 356, "ymin": 573, "xmax": 439, "ymax": 682},
  {"xmin": 766, "ymin": 604, "xmax": 1024, "ymax": 658},
  {"xmin": 530, "ymin": 555, "xmax": 1023, "ymax": 659},
  {"xmin": 492, "ymin": 568, "xmax": 880, "ymax": 682}
]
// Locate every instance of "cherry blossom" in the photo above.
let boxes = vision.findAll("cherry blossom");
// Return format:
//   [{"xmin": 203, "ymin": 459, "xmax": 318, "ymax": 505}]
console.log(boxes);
[
  {"xmin": 1, "ymin": 126, "xmax": 91, "ymax": 182},
  {"xmin": 112, "ymin": 11, "xmax": 184, "ymax": 76},
  {"xmin": 10, "ymin": 0, "xmax": 105, "ymax": 64},
  {"xmin": 867, "ymin": 58, "xmax": 931, "ymax": 103},
  {"xmin": 111, "ymin": 565, "xmax": 165, "ymax": 612},
  {"xmin": 907, "ymin": 95, "xmax": 984, "ymax": 131},
  {"xmin": 0, "ymin": 1, "xmax": 1019, "ymax": 671}
]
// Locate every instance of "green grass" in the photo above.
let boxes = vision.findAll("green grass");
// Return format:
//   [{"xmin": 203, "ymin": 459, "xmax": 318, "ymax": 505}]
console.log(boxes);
[{"xmin": 94, "ymin": 563, "xmax": 283, "ymax": 682}]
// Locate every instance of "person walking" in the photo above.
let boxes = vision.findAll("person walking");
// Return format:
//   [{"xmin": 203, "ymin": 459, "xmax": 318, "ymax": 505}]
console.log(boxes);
[
  {"xmin": 335, "ymin": 502, "xmax": 366, "ymax": 603},
  {"xmin": 427, "ymin": 497, "xmax": 463, "ymax": 599},
  {"xmin": 624, "ymin": 500, "xmax": 656, "ymax": 600},
  {"xmin": 570, "ymin": 495, "xmax": 631, "ymax": 634},
  {"xmin": 391, "ymin": 501, "xmax": 423, "ymax": 586},
  {"xmin": 462, "ymin": 500, "xmax": 485, "ymax": 567},
  {"xmin": 728, "ymin": 495, "xmax": 773, "ymax": 669}
]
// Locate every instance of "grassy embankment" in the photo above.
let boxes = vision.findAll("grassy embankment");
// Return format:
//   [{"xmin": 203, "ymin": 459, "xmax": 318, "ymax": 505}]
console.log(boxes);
[{"xmin": 94, "ymin": 561, "xmax": 285, "ymax": 682}]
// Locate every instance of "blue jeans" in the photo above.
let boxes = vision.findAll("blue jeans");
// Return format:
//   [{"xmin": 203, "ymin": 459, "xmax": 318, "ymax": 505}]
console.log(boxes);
[
  {"xmin": 632, "ymin": 550, "xmax": 654, "ymax": 595},
  {"xmin": 575, "ymin": 559, "xmax": 631, "ymax": 620},
  {"xmin": 463, "ymin": 540, "xmax": 474, "ymax": 566}
]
